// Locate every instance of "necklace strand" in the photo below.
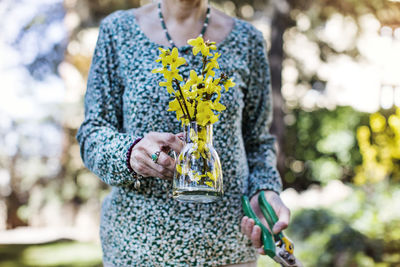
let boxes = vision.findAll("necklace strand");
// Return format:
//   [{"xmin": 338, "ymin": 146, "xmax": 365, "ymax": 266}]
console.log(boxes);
[{"xmin": 157, "ymin": 1, "xmax": 211, "ymax": 48}]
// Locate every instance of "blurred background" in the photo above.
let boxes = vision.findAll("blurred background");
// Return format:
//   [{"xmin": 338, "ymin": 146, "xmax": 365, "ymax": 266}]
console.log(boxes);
[{"xmin": 0, "ymin": 0, "xmax": 400, "ymax": 266}]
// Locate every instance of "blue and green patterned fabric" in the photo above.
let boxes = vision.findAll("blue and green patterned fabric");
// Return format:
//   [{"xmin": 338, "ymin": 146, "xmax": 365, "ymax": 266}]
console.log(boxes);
[{"xmin": 76, "ymin": 8, "xmax": 282, "ymax": 267}]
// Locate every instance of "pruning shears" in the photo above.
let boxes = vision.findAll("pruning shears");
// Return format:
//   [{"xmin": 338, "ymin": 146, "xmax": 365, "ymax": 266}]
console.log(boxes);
[{"xmin": 241, "ymin": 193, "xmax": 303, "ymax": 267}]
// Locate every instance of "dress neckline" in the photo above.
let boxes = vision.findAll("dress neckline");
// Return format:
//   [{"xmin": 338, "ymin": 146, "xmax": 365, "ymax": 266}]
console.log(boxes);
[{"xmin": 129, "ymin": 8, "xmax": 238, "ymax": 51}]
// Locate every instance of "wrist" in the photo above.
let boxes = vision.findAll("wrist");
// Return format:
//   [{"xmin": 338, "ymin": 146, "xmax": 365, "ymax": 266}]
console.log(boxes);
[{"xmin": 126, "ymin": 137, "xmax": 142, "ymax": 173}]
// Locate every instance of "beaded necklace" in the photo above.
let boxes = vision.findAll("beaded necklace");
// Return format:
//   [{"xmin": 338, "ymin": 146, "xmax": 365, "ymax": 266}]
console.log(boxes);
[{"xmin": 157, "ymin": 1, "xmax": 211, "ymax": 48}]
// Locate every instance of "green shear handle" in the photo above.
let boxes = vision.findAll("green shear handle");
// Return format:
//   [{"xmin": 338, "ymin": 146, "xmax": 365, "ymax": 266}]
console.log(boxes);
[
  {"xmin": 241, "ymin": 194, "xmax": 276, "ymax": 258},
  {"xmin": 241, "ymin": 193, "xmax": 294, "ymax": 257}
]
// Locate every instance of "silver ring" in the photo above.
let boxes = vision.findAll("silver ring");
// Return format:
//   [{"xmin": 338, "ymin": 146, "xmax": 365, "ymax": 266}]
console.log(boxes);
[{"xmin": 151, "ymin": 151, "xmax": 161, "ymax": 164}]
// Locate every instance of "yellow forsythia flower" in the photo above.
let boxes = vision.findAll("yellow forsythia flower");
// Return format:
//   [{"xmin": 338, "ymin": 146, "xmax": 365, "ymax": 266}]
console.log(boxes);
[
  {"xmin": 223, "ymin": 78, "xmax": 236, "ymax": 92},
  {"xmin": 167, "ymin": 47, "xmax": 186, "ymax": 69},
  {"xmin": 187, "ymin": 36, "xmax": 215, "ymax": 57}
]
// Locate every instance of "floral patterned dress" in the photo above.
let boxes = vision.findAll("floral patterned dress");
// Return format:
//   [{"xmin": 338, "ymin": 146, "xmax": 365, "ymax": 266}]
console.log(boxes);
[{"xmin": 76, "ymin": 8, "xmax": 282, "ymax": 267}]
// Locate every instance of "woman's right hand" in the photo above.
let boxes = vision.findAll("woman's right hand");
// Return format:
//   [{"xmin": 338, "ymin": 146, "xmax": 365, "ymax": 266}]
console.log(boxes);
[{"xmin": 130, "ymin": 132, "xmax": 184, "ymax": 180}]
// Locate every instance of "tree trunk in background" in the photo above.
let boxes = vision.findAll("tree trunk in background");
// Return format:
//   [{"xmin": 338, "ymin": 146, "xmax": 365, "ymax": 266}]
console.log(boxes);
[
  {"xmin": 6, "ymin": 153, "xmax": 28, "ymax": 229},
  {"xmin": 268, "ymin": 5, "xmax": 291, "ymax": 182}
]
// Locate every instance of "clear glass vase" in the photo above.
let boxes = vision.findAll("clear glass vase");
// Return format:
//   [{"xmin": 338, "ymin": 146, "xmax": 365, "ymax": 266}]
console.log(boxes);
[{"xmin": 172, "ymin": 121, "xmax": 223, "ymax": 203}]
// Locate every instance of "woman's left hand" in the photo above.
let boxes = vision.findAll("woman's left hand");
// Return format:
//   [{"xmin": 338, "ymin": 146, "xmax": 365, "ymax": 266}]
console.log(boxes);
[{"xmin": 240, "ymin": 190, "xmax": 291, "ymax": 255}]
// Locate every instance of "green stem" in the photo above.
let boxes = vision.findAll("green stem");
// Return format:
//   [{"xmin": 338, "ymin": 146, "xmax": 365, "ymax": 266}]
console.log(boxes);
[
  {"xmin": 201, "ymin": 151, "xmax": 208, "ymax": 185},
  {"xmin": 193, "ymin": 99, "xmax": 198, "ymax": 120}
]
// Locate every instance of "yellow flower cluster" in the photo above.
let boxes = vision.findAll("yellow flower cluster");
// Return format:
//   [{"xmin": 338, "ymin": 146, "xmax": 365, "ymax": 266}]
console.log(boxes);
[
  {"xmin": 152, "ymin": 37, "xmax": 233, "ymax": 188},
  {"xmin": 354, "ymin": 108, "xmax": 400, "ymax": 185},
  {"xmin": 152, "ymin": 36, "xmax": 235, "ymax": 127}
]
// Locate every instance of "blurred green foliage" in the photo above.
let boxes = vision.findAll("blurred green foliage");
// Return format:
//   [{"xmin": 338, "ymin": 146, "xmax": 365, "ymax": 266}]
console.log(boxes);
[
  {"xmin": 0, "ymin": 241, "xmax": 102, "ymax": 267},
  {"xmin": 280, "ymin": 107, "xmax": 400, "ymax": 266},
  {"xmin": 287, "ymin": 182, "xmax": 400, "ymax": 266},
  {"xmin": 282, "ymin": 106, "xmax": 369, "ymax": 189},
  {"xmin": 355, "ymin": 108, "xmax": 400, "ymax": 185},
  {"xmin": 279, "ymin": 106, "xmax": 400, "ymax": 266}
]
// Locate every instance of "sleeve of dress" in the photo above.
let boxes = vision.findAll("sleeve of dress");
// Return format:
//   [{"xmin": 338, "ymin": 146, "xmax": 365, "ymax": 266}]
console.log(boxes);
[
  {"xmin": 243, "ymin": 30, "xmax": 283, "ymax": 198},
  {"xmin": 76, "ymin": 17, "xmax": 136, "ymax": 187}
]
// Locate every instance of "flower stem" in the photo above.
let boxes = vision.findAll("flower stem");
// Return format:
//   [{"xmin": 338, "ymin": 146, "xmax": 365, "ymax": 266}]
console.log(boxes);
[
  {"xmin": 193, "ymin": 99, "xmax": 198, "ymax": 120},
  {"xmin": 175, "ymin": 91, "xmax": 188, "ymax": 121},
  {"xmin": 172, "ymin": 80, "xmax": 188, "ymax": 120},
  {"xmin": 201, "ymin": 56, "xmax": 208, "ymax": 76},
  {"xmin": 174, "ymin": 79, "xmax": 192, "ymax": 121}
]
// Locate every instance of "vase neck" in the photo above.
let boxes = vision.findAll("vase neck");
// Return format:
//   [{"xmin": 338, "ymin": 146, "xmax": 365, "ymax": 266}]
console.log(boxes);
[{"xmin": 185, "ymin": 122, "xmax": 213, "ymax": 144}]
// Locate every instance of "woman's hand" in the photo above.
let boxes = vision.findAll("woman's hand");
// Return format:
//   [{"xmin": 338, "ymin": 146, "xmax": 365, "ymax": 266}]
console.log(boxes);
[
  {"xmin": 241, "ymin": 190, "xmax": 290, "ymax": 254},
  {"xmin": 130, "ymin": 132, "xmax": 184, "ymax": 180}
]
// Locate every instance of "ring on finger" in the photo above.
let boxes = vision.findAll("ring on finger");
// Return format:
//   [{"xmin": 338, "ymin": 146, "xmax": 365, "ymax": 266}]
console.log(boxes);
[{"xmin": 151, "ymin": 150, "xmax": 161, "ymax": 164}]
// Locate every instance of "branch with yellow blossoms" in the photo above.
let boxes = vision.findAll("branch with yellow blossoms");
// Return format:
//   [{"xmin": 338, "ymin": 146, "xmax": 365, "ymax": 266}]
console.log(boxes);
[
  {"xmin": 152, "ymin": 36, "xmax": 235, "ymax": 127},
  {"xmin": 152, "ymin": 37, "xmax": 235, "ymax": 185}
]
